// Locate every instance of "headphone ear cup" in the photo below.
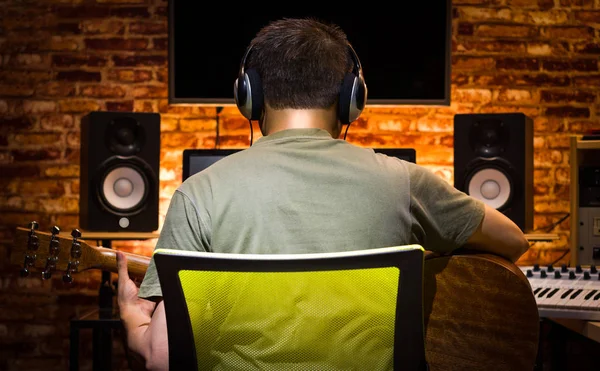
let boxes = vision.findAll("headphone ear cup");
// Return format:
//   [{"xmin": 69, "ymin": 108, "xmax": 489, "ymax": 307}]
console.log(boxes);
[
  {"xmin": 234, "ymin": 73, "xmax": 250, "ymax": 120},
  {"xmin": 245, "ymin": 69, "xmax": 264, "ymax": 121},
  {"xmin": 338, "ymin": 73, "xmax": 356, "ymax": 125}
]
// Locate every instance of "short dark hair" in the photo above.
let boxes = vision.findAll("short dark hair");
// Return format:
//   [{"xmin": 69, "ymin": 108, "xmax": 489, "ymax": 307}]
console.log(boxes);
[{"xmin": 247, "ymin": 17, "xmax": 353, "ymax": 110}]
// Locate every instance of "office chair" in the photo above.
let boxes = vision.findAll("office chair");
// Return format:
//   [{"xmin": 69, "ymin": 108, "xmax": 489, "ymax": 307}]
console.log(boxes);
[{"xmin": 154, "ymin": 245, "xmax": 428, "ymax": 371}]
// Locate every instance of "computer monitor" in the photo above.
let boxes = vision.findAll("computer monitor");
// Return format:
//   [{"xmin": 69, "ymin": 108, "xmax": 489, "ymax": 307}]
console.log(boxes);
[
  {"xmin": 374, "ymin": 148, "xmax": 417, "ymax": 163},
  {"xmin": 182, "ymin": 147, "xmax": 417, "ymax": 182},
  {"xmin": 182, "ymin": 149, "xmax": 242, "ymax": 182}
]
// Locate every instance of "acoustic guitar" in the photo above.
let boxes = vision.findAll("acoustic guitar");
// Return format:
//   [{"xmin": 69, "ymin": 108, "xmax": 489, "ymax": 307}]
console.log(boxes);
[{"xmin": 11, "ymin": 222, "xmax": 540, "ymax": 371}]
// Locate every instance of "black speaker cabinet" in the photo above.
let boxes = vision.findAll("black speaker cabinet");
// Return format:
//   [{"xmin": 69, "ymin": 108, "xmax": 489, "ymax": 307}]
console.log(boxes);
[
  {"xmin": 79, "ymin": 111, "xmax": 160, "ymax": 232},
  {"xmin": 454, "ymin": 113, "xmax": 533, "ymax": 232}
]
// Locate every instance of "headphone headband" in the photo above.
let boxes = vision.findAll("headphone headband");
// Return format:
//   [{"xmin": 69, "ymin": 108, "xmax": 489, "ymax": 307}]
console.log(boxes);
[{"xmin": 234, "ymin": 42, "xmax": 367, "ymax": 124}]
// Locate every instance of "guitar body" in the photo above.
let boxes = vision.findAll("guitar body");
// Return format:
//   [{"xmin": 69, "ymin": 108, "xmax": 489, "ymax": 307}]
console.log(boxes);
[
  {"xmin": 424, "ymin": 251, "xmax": 539, "ymax": 371},
  {"xmin": 11, "ymin": 226, "xmax": 539, "ymax": 370}
]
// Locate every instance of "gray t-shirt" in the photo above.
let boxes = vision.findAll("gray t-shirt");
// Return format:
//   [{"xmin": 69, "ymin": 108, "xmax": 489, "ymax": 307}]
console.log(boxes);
[{"xmin": 139, "ymin": 128, "xmax": 484, "ymax": 299}]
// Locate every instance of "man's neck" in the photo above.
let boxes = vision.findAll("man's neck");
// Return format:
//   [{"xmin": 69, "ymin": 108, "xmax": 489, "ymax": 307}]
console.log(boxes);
[{"xmin": 261, "ymin": 107, "xmax": 341, "ymax": 137}]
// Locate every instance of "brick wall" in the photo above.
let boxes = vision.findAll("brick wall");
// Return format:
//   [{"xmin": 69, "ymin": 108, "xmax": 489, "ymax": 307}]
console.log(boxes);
[{"xmin": 0, "ymin": 0, "xmax": 598, "ymax": 369}]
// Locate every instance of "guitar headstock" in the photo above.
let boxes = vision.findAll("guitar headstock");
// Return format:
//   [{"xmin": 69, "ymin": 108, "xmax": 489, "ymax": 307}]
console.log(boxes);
[{"xmin": 11, "ymin": 221, "xmax": 102, "ymax": 283}]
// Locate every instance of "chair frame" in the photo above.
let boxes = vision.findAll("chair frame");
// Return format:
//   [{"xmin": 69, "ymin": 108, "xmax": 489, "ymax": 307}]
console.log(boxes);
[{"xmin": 155, "ymin": 246, "xmax": 427, "ymax": 371}]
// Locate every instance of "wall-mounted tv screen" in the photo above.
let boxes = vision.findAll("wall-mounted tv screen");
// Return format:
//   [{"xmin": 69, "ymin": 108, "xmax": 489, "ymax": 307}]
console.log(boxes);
[{"xmin": 168, "ymin": 5, "xmax": 452, "ymax": 107}]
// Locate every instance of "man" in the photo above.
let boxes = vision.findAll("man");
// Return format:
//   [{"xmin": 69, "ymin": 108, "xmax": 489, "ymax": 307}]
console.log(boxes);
[{"xmin": 116, "ymin": 17, "xmax": 529, "ymax": 370}]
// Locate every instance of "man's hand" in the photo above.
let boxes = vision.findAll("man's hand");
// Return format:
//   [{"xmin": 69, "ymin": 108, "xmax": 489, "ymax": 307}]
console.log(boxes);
[{"xmin": 116, "ymin": 251, "xmax": 155, "ymax": 324}]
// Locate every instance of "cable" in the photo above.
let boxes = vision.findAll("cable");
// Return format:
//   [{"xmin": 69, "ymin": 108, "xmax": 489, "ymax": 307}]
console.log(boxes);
[
  {"xmin": 343, "ymin": 123, "xmax": 351, "ymax": 140},
  {"xmin": 540, "ymin": 213, "xmax": 570, "ymax": 233},
  {"xmin": 248, "ymin": 119, "xmax": 254, "ymax": 146},
  {"xmin": 549, "ymin": 249, "xmax": 570, "ymax": 266},
  {"xmin": 215, "ymin": 107, "xmax": 223, "ymax": 149}
]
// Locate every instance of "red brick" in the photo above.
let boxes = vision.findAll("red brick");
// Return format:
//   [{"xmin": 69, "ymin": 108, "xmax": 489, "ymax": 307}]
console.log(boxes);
[
  {"xmin": 79, "ymin": 84, "xmax": 127, "ymax": 98},
  {"xmin": 131, "ymin": 85, "xmax": 167, "ymax": 98},
  {"xmin": 153, "ymin": 37, "xmax": 168, "ymax": 50},
  {"xmin": 105, "ymin": 101, "xmax": 134, "ymax": 112},
  {"xmin": 0, "ymin": 116, "xmax": 35, "ymax": 131},
  {"xmin": 52, "ymin": 54, "xmax": 108, "ymax": 67},
  {"xmin": 38, "ymin": 198, "xmax": 78, "ymax": 213},
  {"xmin": 9, "ymin": 133, "xmax": 63, "ymax": 146},
  {"xmin": 526, "ymin": 42, "xmax": 569, "ymax": 56},
  {"xmin": 106, "ymin": 69, "xmax": 153, "ymax": 82},
  {"xmin": 544, "ymin": 134, "xmax": 571, "ymax": 149},
  {"xmin": 109, "ymin": 7, "xmax": 150, "ymax": 18},
  {"xmin": 453, "ymin": 88, "xmax": 493, "ymax": 103},
  {"xmin": 566, "ymin": 120, "xmax": 599, "ymax": 133},
  {"xmin": 161, "ymin": 133, "xmax": 200, "ymax": 148},
  {"xmin": 506, "ymin": 0, "xmax": 554, "ymax": 8},
  {"xmin": 540, "ymin": 89, "xmax": 596, "ymax": 103},
  {"xmin": 84, "ymin": 38, "xmax": 148, "ymax": 51},
  {"xmin": 574, "ymin": 11, "xmax": 600, "ymax": 23},
  {"xmin": 4, "ymin": 53, "xmax": 50, "ymax": 69},
  {"xmin": 573, "ymin": 42, "xmax": 600, "ymax": 54},
  {"xmin": 560, "ymin": 0, "xmax": 594, "ymax": 6},
  {"xmin": 452, "ymin": 56, "xmax": 495, "ymax": 71},
  {"xmin": 479, "ymin": 105, "xmax": 541, "ymax": 117},
  {"xmin": 157, "ymin": 100, "xmax": 214, "ymax": 115},
  {"xmin": 42, "ymin": 165, "xmax": 79, "ymax": 178},
  {"xmin": 129, "ymin": 21, "xmax": 167, "ymax": 34},
  {"xmin": 451, "ymin": 74, "xmax": 470, "ymax": 86},
  {"xmin": 112, "ymin": 55, "xmax": 166, "ymax": 67},
  {"xmin": 572, "ymin": 74, "xmax": 600, "ymax": 87},
  {"xmin": 56, "ymin": 22, "xmax": 82, "ymax": 34},
  {"xmin": 0, "ymin": 70, "xmax": 53, "ymax": 84},
  {"xmin": 56, "ymin": 70, "xmax": 102, "ymax": 82},
  {"xmin": 48, "ymin": 36, "xmax": 82, "ymax": 51},
  {"xmin": 457, "ymin": 23, "xmax": 474, "ymax": 36},
  {"xmin": 456, "ymin": 40, "xmax": 526, "ymax": 53},
  {"xmin": 80, "ymin": 19, "xmax": 125, "ymax": 35},
  {"xmin": 476, "ymin": 24, "xmax": 538, "ymax": 38},
  {"xmin": 493, "ymin": 88, "xmax": 536, "ymax": 103},
  {"xmin": 514, "ymin": 74, "xmax": 571, "ymax": 86},
  {"xmin": 534, "ymin": 117, "xmax": 565, "ymax": 132},
  {"xmin": 155, "ymin": 6, "xmax": 168, "ymax": 17},
  {"xmin": 57, "ymin": 99, "xmax": 101, "ymax": 113},
  {"xmin": 534, "ymin": 183, "xmax": 550, "ymax": 196},
  {"xmin": 11, "ymin": 148, "xmax": 61, "ymax": 162},
  {"xmin": 515, "ymin": 10, "xmax": 570, "ymax": 24},
  {"xmin": 39, "ymin": 115, "xmax": 75, "ymax": 132},
  {"xmin": 65, "ymin": 132, "xmax": 79, "ymax": 148},
  {"xmin": 541, "ymin": 26, "xmax": 595, "ymax": 39},
  {"xmin": 36, "ymin": 82, "xmax": 76, "ymax": 98},
  {"xmin": 496, "ymin": 58, "xmax": 540, "ymax": 70},
  {"xmin": 133, "ymin": 100, "xmax": 157, "ymax": 112},
  {"xmin": 543, "ymin": 59, "xmax": 598, "ymax": 71},
  {"xmin": 0, "ymin": 85, "xmax": 35, "ymax": 97},
  {"xmin": 180, "ymin": 118, "xmax": 215, "ymax": 132},
  {"xmin": 156, "ymin": 69, "xmax": 168, "ymax": 83},
  {"xmin": 554, "ymin": 167, "xmax": 570, "ymax": 184},
  {"xmin": 545, "ymin": 106, "xmax": 590, "ymax": 117},
  {"xmin": 22, "ymin": 100, "xmax": 57, "ymax": 114},
  {"xmin": 0, "ymin": 165, "xmax": 40, "ymax": 178},
  {"xmin": 458, "ymin": 7, "xmax": 512, "ymax": 21}
]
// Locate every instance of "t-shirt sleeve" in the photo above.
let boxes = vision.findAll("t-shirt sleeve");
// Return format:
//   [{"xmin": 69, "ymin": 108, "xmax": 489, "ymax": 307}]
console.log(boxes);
[
  {"xmin": 407, "ymin": 162, "xmax": 485, "ymax": 253},
  {"xmin": 138, "ymin": 189, "xmax": 211, "ymax": 300}
]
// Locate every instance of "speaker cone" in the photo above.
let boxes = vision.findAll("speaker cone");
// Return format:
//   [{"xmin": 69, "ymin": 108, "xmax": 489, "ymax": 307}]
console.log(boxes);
[
  {"xmin": 95, "ymin": 157, "xmax": 155, "ymax": 216},
  {"xmin": 465, "ymin": 166, "xmax": 513, "ymax": 210}
]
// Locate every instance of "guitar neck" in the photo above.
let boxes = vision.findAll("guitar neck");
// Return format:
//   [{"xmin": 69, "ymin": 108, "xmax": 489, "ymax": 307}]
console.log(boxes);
[{"xmin": 92, "ymin": 246, "xmax": 150, "ymax": 279}]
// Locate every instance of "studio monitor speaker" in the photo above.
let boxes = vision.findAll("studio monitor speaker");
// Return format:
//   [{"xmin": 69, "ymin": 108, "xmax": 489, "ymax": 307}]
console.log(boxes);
[
  {"xmin": 454, "ymin": 113, "xmax": 533, "ymax": 232},
  {"xmin": 79, "ymin": 111, "xmax": 160, "ymax": 232}
]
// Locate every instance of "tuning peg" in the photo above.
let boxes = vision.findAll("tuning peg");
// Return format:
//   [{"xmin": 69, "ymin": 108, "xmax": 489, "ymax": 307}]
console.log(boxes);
[
  {"xmin": 20, "ymin": 267, "xmax": 30, "ymax": 277},
  {"xmin": 28, "ymin": 221, "xmax": 39, "ymax": 231},
  {"xmin": 63, "ymin": 273, "xmax": 73, "ymax": 284},
  {"xmin": 71, "ymin": 229, "xmax": 81, "ymax": 239},
  {"xmin": 51, "ymin": 226, "xmax": 60, "ymax": 235},
  {"xmin": 41, "ymin": 271, "xmax": 51, "ymax": 280}
]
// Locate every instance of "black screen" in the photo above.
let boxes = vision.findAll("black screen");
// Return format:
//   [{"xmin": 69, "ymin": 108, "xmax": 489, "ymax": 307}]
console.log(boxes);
[
  {"xmin": 374, "ymin": 148, "xmax": 417, "ymax": 164},
  {"xmin": 182, "ymin": 149, "xmax": 242, "ymax": 182},
  {"xmin": 169, "ymin": 6, "xmax": 451, "ymax": 106}
]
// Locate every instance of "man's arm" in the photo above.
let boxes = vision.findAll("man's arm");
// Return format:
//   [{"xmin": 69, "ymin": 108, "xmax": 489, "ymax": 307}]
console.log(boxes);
[
  {"xmin": 462, "ymin": 203, "xmax": 530, "ymax": 262},
  {"xmin": 117, "ymin": 251, "xmax": 169, "ymax": 371}
]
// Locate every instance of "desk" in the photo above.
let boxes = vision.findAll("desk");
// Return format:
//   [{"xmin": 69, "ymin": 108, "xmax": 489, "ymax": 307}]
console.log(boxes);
[{"xmin": 549, "ymin": 318, "xmax": 600, "ymax": 344}]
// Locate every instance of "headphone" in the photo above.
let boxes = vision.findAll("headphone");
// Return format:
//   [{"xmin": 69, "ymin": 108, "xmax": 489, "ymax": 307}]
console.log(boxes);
[{"xmin": 233, "ymin": 43, "xmax": 367, "ymax": 125}]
